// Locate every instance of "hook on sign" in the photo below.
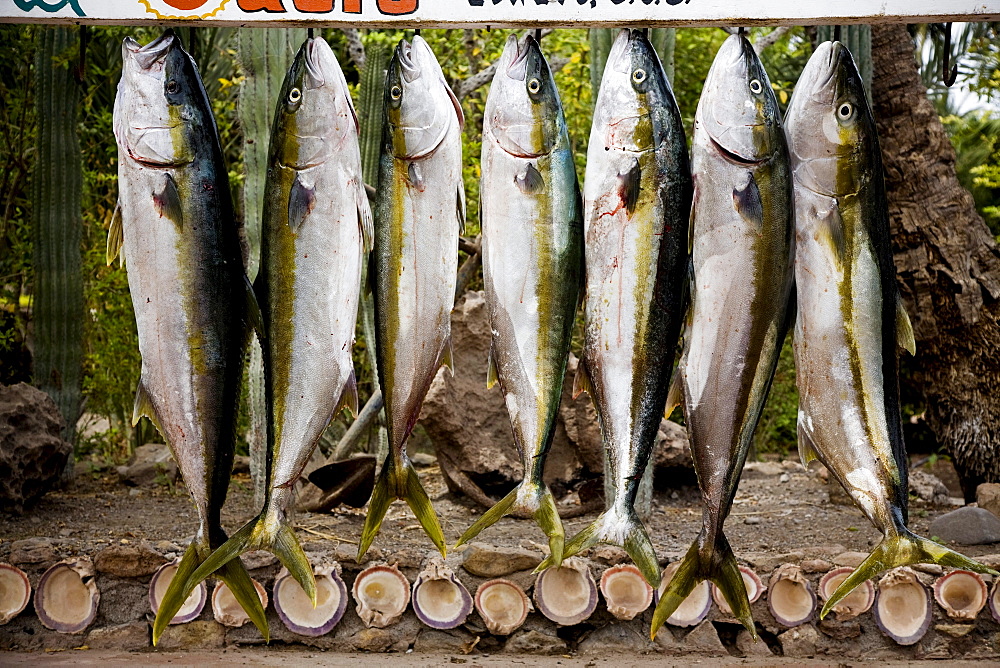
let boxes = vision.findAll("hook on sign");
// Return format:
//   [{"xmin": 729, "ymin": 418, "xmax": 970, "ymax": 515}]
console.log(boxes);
[
  {"xmin": 942, "ymin": 22, "xmax": 958, "ymax": 87},
  {"xmin": 534, "ymin": 28, "xmax": 541, "ymax": 44},
  {"xmin": 833, "ymin": 25, "xmax": 842, "ymax": 43},
  {"xmin": 738, "ymin": 26, "xmax": 745, "ymax": 37},
  {"xmin": 308, "ymin": 28, "xmax": 314, "ymax": 40}
]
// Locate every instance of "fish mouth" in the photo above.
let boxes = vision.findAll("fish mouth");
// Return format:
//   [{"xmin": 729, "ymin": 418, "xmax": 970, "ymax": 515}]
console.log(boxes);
[
  {"xmin": 126, "ymin": 30, "xmax": 176, "ymax": 70},
  {"xmin": 398, "ymin": 39, "xmax": 420, "ymax": 83},
  {"xmin": 709, "ymin": 134, "xmax": 768, "ymax": 166}
]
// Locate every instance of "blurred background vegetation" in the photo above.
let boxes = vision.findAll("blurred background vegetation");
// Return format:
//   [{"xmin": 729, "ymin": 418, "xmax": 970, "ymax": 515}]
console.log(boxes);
[{"xmin": 0, "ymin": 23, "xmax": 996, "ymax": 465}]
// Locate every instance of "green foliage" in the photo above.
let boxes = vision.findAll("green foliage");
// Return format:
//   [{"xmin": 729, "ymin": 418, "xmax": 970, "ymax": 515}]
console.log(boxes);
[
  {"xmin": 941, "ymin": 111, "xmax": 1000, "ymax": 239},
  {"xmin": 753, "ymin": 337, "xmax": 799, "ymax": 458}
]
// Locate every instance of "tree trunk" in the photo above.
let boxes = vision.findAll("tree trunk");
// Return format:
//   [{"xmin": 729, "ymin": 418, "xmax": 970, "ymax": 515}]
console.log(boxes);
[{"xmin": 871, "ymin": 24, "xmax": 1000, "ymax": 500}]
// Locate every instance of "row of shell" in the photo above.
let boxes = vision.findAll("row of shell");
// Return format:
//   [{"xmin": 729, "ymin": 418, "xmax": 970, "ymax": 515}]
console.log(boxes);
[{"xmin": 2, "ymin": 557, "xmax": 995, "ymax": 646}]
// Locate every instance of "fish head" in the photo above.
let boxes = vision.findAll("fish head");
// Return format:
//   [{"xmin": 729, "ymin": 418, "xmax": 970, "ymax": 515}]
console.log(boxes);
[
  {"xmin": 115, "ymin": 31, "xmax": 202, "ymax": 167},
  {"xmin": 593, "ymin": 29, "xmax": 670, "ymax": 152},
  {"xmin": 485, "ymin": 34, "xmax": 562, "ymax": 159},
  {"xmin": 385, "ymin": 35, "xmax": 463, "ymax": 161},
  {"xmin": 699, "ymin": 33, "xmax": 782, "ymax": 165},
  {"xmin": 785, "ymin": 41, "xmax": 877, "ymax": 197},
  {"xmin": 273, "ymin": 37, "xmax": 358, "ymax": 170}
]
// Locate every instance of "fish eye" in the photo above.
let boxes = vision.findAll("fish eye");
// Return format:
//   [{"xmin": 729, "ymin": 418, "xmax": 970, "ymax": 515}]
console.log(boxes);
[
  {"xmin": 166, "ymin": 80, "xmax": 179, "ymax": 94},
  {"xmin": 838, "ymin": 102, "xmax": 854, "ymax": 120},
  {"xmin": 632, "ymin": 68, "xmax": 647, "ymax": 84},
  {"xmin": 749, "ymin": 78, "xmax": 763, "ymax": 95},
  {"xmin": 527, "ymin": 78, "xmax": 541, "ymax": 94},
  {"xmin": 288, "ymin": 87, "xmax": 301, "ymax": 104},
  {"xmin": 390, "ymin": 85, "xmax": 402, "ymax": 100}
]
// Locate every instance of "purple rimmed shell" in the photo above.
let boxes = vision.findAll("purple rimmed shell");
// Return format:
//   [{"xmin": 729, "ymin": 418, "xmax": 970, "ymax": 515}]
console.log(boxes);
[
  {"xmin": 933, "ymin": 569, "xmax": 987, "ymax": 621},
  {"xmin": 818, "ymin": 566, "xmax": 875, "ymax": 620},
  {"xmin": 0, "ymin": 563, "xmax": 31, "ymax": 625},
  {"xmin": 712, "ymin": 566, "xmax": 764, "ymax": 616},
  {"xmin": 411, "ymin": 559, "xmax": 473, "ymax": 630},
  {"xmin": 34, "ymin": 557, "xmax": 100, "ymax": 634},
  {"xmin": 767, "ymin": 563, "xmax": 816, "ymax": 628},
  {"xmin": 600, "ymin": 564, "xmax": 652, "ymax": 621},
  {"xmin": 533, "ymin": 557, "xmax": 597, "ymax": 626},
  {"xmin": 352, "ymin": 563, "xmax": 410, "ymax": 628},
  {"xmin": 148, "ymin": 560, "xmax": 207, "ymax": 625},
  {"xmin": 212, "ymin": 577, "xmax": 268, "ymax": 628},
  {"xmin": 990, "ymin": 577, "xmax": 1000, "ymax": 624},
  {"xmin": 475, "ymin": 578, "xmax": 531, "ymax": 635},
  {"xmin": 654, "ymin": 561, "xmax": 712, "ymax": 627},
  {"xmin": 274, "ymin": 565, "xmax": 348, "ymax": 637},
  {"xmin": 874, "ymin": 567, "xmax": 932, "ymax": 646}
]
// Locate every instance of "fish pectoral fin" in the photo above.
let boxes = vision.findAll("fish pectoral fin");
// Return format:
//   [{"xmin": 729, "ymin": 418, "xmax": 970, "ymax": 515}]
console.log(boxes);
[
  {"xmin": 664, "ymin": 370, "xmax": 683, "ymax": 419},
  {"xmin": 131, "ymin": 378, "xmax": 163, "ymax": 435},
  {"xmin": 153, "ymin": 173, "xmax": 183, "ymax": 230},
  {"xmin": 796, "ymin": 416, "xmax": 821, "ymax": 468},
  {"xmin": 357, "ymin": 183, "xmax": 374, "ymax": 252},
  {"xmin": 617, "ymin": 156, "xmax": 641, "ymax": 215},
  {"xmin": 288, "ymin": 174, "xmax": 316, "ymax": 232},
  {"xmin": 106, "ymin": 201, "xmax": 124, "ymax": 267},
  {"xmin": 438, "ymin": 336, "xmax": 455, "ymax": 376},
  {"xmin": 514, "ymin": 162, "xmax": 545, "ymax": 195},
  {"xmin": 572, "ymin": 358, "xmax": 595, "ymax": 400},
  {"xmin": 896, "ymin": 296, "xmax": 916, "ymax": 356},
  {"xmin": 486, "ymin": 343, "xmax": 499, "ymax": 390},
  {"xmin": 406, "ymin": 162, "xmax": 425, "ymax": 191},
  {"xmin": 335, "ymin": 369, "xmax": 359, "ymax": 418},
  {"xmin": 732, "ymin": 173, "xmax": 763, "ymax": 231},
  {"xmin": 817, "ymin": 201, "xmax": 846, "ymax": 265},
  {"xmin": 456, "ymin": 184, "xmax": 467, "ymax": 235},
  {"xmin": 244, "ymin": 274, "xmax": 265, "ymax": 344}
]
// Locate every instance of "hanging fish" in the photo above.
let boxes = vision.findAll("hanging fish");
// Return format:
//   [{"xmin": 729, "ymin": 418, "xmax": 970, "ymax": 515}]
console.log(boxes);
[
  {"xmin": 356, "ymin": 35, "xmax": 465, "ymax": 560},
  {"xmin": 109, "ymin": 31, "xmax": 267, "ymax": 645},
  {"xmin": 181, "ymin": 36, "xmax": 371, "ymax": 615},
  {"xmin": 538, "ymin": 29, "xmax": 691, "ymax": 588},
  {"xmin": 785, "ymin": 40, "xmax": 996, "ymax": 619},
  {"xmin": 650, "ymin": 33, "xmax": 795, "ymax": 640},
  {"xmin": 453, "ymin": 34, "xmax": 583, "ymax": 564}
]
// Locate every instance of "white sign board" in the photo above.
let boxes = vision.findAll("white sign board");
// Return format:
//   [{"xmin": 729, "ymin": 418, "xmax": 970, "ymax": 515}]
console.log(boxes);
[{"xmin": 2, "ymin": 0, "xmax": 998, "ymax": 26}]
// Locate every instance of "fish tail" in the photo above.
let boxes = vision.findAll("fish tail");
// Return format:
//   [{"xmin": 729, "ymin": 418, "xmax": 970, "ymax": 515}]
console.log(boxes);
[
  {"xmin": 535, "ymin": 506, "xmax": 659, "ymax": 590},
  {"xmin": 151, "ymin": 538, "xmax": 269, "ymax": 646},
  {"xmin": 650, "ymin": 532, "xmax": 754, "ymax": 640},
  {"xmin": 820, "ymin": 527, "xmax": 999, "ymax": 619},
  {"xmin": 454, "ymin": 479, "xmax": 565, "ymax": 567},
  {"xmin": 357, "ymin": 454, "xmax": 447, "ymax": 561}
]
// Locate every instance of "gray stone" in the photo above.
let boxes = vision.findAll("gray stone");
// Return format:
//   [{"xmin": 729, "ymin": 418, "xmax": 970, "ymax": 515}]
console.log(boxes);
[
  {"xmin": 0, "ymin": 383, "xmax": 72, "ymax": 512},
  {"xmin": 94, "ymin": 544, "xmax": 166, "ymax": 577},
  {"xmin": 977, "ymin": 483, "xmax": 1000, "ymax": 518},
  {"xmin": 800, "ymin": 559, "xmax": 831, "ymax": 573},
  {"xmin": 503, "ymin": 629, "xmax": 567, "ymax": 655},
  {"xmin": 935, "ymin": 623, "xmax": 975, "ymax": 638},
  {"xmin": 86, "ymin": 622, "xmax": 149, "ymax": 650},
  {"xmin": 744, "ymin": 461, "xmax": 785, "ymax": 476},
  {"xmin": 461, "ymin": 542, "xmax": 541, "ymax": 577},
  {"xmin": 832, "ymin": 551, "xmax": 868, "ymax": 568},
  {"xmin": 915, "ymin": 632, "xmax": 951, "ymax": 660},
  {"xmin": 652, "ymin": 419, "xmax": 692, "ymax": 472},
  {"xmin": 350, "ymin": 628, "xmax": 396, "ymax": 652},
  {"xmin": 157, "ymin": 620, "xmax": 226, "ymax": 650},
  {"xmin": 681, "ymin": 621, "xmax": 727, "ymax": 655},
  {"xmin": 827, "ymin": 478, "xmax": 855, "ymax": 506},
  {"xmin": 744, "ymin": 516, "xmax": 761, "ymax": 525},
  {"xmin": 410, "ymin": 452, "xmax": 437, "ymax": 467},
  {"xmin": 120, "ymin": 443, "xmax": 178, "ymax": 487},
  {"xmin": 910, "ymin": 470, "xmax": 951, "ymax": 506},
  {"xmin": 588, "ymin": 545, "xmax": 628, "ymax": 566},
  {"xmin": 929, "ymin": 506, "xmax": 1000, "ymax": 545},
  {"xmin": 94, "ymin": 576, "xmax": 149, "ymax": 625},
  {"xmin": 577, "ymin": 622, "xmax": 655, "ymax": 654},
  {"xmin": 736, "ymin": 629, "xmax": 773, "ymax": 657},
  {"xmin": 778, "ymin": 624, "xmax": 820, "ymax": 658},
  {"xmin": 412, "ymin": 628, "xmax": 476, "ymax": 653},
  {"xmin": 232, "ymin": 455, "xmax": 251, "ymax": 474},
  {"xmin": 8, "ymin": 537, "xmax": 58, "ymax": 567},
  {"xmin": 817, "ymin": 618, "xmax": 861, "ymax": 640}
]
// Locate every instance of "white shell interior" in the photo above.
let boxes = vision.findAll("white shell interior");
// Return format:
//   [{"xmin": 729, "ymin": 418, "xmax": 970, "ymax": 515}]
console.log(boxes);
[
  {"xmin": 0, "ymin": 566, "xmax": 29, "ymax": 624},
  {"xmin": 538, "ymin": 566, "xmax": 592, "ymax": 620},
  {"xmin": 415, "ymin": 578, "xmax": 464, "ymax": 622},
  {"xmin": 936, "ymin": 572, "xmax": 985, "ymax": 617},
  {"xmin": 660, "ymin": 562, "xmax": 711, "ymax": 625},
  {"xmin": 877, "ymin": 580, "xmax": 927, "ymax": 640},
  {"xmin": 477, "ymin": 581, "xmax": 528, "ymax": 631},
  {"xmin": 601, "ymin": 566, "xmax": 651, "ymax": 617},
  {"xmin": 714, "ymin": 568, "xmax": 760, "ymax": 615},
  {"xmin": 40, "ymin": 566, "xmax": 94, "ymax": 628},
  {"xmin": 770, "ymin": 577, "xmax": 813, "ymax": 624},
  {"xmin": 151, "ymin": 563, "xmax": 204, "ymax": 622},
  {"xmin": 276, "ymin": 573, "xmax": 342, "ymax": 629},
  {"xmin": 820, "ymin": 570, "xmax": 873, "ymax": 617},
  {"xmin": 213, "ymin": 579, "xmax": 267, "ymax": 628},
  {"xmin": 356, "ymin": 569, "xmax": 409, "ymax": 617}
]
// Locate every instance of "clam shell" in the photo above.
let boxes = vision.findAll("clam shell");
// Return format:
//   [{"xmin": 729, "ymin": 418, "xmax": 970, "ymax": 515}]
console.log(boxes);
[
  {"xmin": 274, "ymin": 564, "xmax": 348, "ymax": 637},
  {"xmin": 148, "ymin": 559, "xmax": 208, "ymax": 625},
  {"xmin": 600, "ymin": 564, "xmax": 652, "ymax": 621},
  {"xmin": 533, "ymin": 557, "xmax": 597, "ymax": 626},
  {"xmin": 711, "ymin": 566, "xmax": 764, "ymax": 617},
  {"xmin": 212, "ymin": 578, "xmax": 268, "ymax": 628},
  {"xmin": 818, "ymin": 566, "xmax": 875, "ymax": 620},
  {"xmin": 932, "ymin": 569, "xmax": 987, "ymax": 622},
  {"xmin": 0, "ymin": 563, "xmax": 31, "ymax": 625},
  {"xmin": 874, "ymin": 566, "xmax": 932, "ymax": 646},
  {"xmin": 767, "ymin": 563, "xmax": 815, "ymax": 628},
  {"xmin": 475, "ymin": 578, "xmax": 531, "ymax": 635},
  {"xmin": 352, "ymin": 563, "xmax": 410, "ymax": 628},
  {"xmin": 654, "ymin": 561, "xmax": 712, "ymax": 627},
  {"xmin": 412, "ymin": 559, "xmax": 473, "ymax": 630},
  {"xmin": 34, "ymin": 557, "xmax": 100, "ymax": 634}
]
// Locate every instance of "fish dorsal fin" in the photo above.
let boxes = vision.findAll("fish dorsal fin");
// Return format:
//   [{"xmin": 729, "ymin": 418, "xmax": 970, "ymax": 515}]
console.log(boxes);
[
  {"xmin": 132, "ymin": 378, "xmax": 163, "ymax": 435},
  {"xmin": 288, "ymin": 174, "xmax": 316, "ymax": 233},
  {"xmin": 572, "ymin": 357, "xmax": 595, "ymax": 400},
  {"xmin": 356, "ymin": 182, "xmax": 374, "ymax": 252},
  {"xmin": 896, "ymin": 295, "xmax": 916, "ymax": 356},
  {"xmin": 439, "ymin": 336, "xmax": 455, "ymax": 376},
  {"xmin": 796, "ymin": 414, "xmax": 821, "ymax": 468},
  {"xmin": 153, "ymin": 173, "xmax": 183, "ymax": 230},
  {"xmin": 664, "ymin": 369, "xmax": 683, "ymax": 419},
  {"xmin": 486, "ymin": 343, "xmax": 499, "ymax": 390},
  {"xmin": 514, "ymin": 162, "xmax": 545, "ymax": 195},
  {"xmin": 335, "ymin": 368, "xmax": 359, "ymax": 418},
  {"xmin": 732, "ymin": 173, "xmax": 763, "ymax": 230},
  {"xmin": 107, "ymin": 201, "xmax": 124, "ymax": 267},
  {"xmin": 407, "ymin": 162, "xmax": 425, "ymax": 191},
  {"xmin": 456, "ymin": 184, "xmax": 467, "ymax": 235},
  {"xmin": 244, "ymin": 274, "xmax": 265, "ymax": 344},
  {"xmin": 618, "ymin": 157, "xmax": 641, "ymax": 215}
]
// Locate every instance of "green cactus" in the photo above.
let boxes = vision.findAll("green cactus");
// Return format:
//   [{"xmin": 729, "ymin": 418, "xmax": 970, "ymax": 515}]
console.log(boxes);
[
  {"xmin": 818, "ymin": 25, "xmax": 872, "ymax": 101},
  {"xmin": 32, "ymin": 27, "xmax": 84, "ymax": 467},
  {"xmin": 650, "ymin": 28, "xmax": 676, "ymax": 84},
  {"xmin": 589, "ymin": 28, "xmax": 615, "ymax": 105}
]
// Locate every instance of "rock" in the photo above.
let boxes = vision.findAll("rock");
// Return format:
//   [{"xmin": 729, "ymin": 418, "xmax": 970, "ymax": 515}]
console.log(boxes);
[
  {"xmin": 504, "ymin": 629, "xmax": 567, "ymax": 655},
  {"xmin": 411, "ymin": 452, "xmax": 436, "ymax": 467},
  {"xmin": 652, "ymin": 419, "xmax": 692, "ymax": 472},
  {"xmin": 800, "ymin": 559, "xmax": 831, "ymax": 573},
  {"xmin": 935, "ymin": 623, "xmax": 975, "ymax": 638},
  {"xmin": 832, "ymin": 551, "xmax": 868, "ymax": 568},
  {"xmin": 461, "ymin": 543, "xmax": 542, "ymax": 577},
  {"xmin": 558, "ymin": 353, "xmax": 604, "ymax": 475},
  {"xmin": 350, "ymin": 628, "xmax": 396, "ymax": 652},
  {"xmin": 86, "ymin": 622, "xmax": 149, "ymax": 650},
  {"xmin": 915, "ymin": 632, "xmax": 951, "ymax": 660},
  {"xmin": 778, "ymin": 624, "xmax": 820, "ymax": 658},
  {"xmin": 157, "ymin": 620, "xmax": 226, "ymax": 650},
  {"xmin": 909, "ymin": 470, "xmax": 951, "ymax": 506},
  {"xmin": 0, "ymin": 383, "xmax": 72, "ymax": 511},
  {"xmin": 681, "ymin": 621, "xmax": 727, "ymax": 655},
  {"xmin": 827, "ymin": 478, "xmax": 855, "ymax": 506},
  {"xmin": 577, "ymin": 622, "xmax": 655, "ymax": 654},
  {"xmin": 929, "ymin": 506, "xmax": 1000, "ymax": 545},
  {"xmin": 120, "ymin": 443, "xmax": 178, "ymax": 487},
  {"xmin": 413, "ymin": 628, "xmax": 476, "ymax": 653},
  {"xmin": 232, "ymin": 455, "xmax": 251, "ymax": 475},
  {"xmin": 736, "ymin": 629, "xmax": 773, "ymax": 657},
  {"xmin": 744, "ymin": 461, "xmax": 785, "ymax": 476},
  {"xmin": 744, "ymin": 516, "xmax": 761, "ymax": 525},
  {"xmin": 817, "ymin": 618, "xmax": 861, "ymax": 640},
  {"xmin": 588, "ymin": 545, "xmax": 628, "ymax": 565},
  {"xmin": 977, "ymin": 483, "xmax": 1000, "ymax": 518},
  {"xmin": 8, "ymin": 537, "xmax": 58, "ymax": 567},
  {"xmin": 243, "ymin": 550, "xmax": 278, "ymax": 571},
  {"xmin": 779, "ymin": 473, "xmax": 790, "ymax": 483},
  {"xmin": 94, "ymin": 544, "xmax": 166, "ymax": 577}
]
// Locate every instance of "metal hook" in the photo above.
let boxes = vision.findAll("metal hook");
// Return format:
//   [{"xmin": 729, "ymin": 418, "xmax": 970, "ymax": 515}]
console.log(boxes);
[
  {"xmin": 640, "ymin": 27, "xmax": 649, "ymax": 38},
  {"xmin": 833, "ymin": 25, "xmax": 842, "ymax": 43},
  {"xmin": 534, "ymin": 28, "xmax": 541, "ymax": 44},
  {"xmin": 308, "ymin": 28, "xmax": 314, "ymax": 40},
  {"xmin": 75, "ymin": 25, "xmax": 88, "ymax": 85},
  {"xmin": 414, "ymin": 28, "xmax": 421, "ymax": 36},
  {"xmin": 943, "ymin": 22, "xmax": 958, "ymax": 87},
  {"xmin": 738, "ymin": 26, "xmax": 745, "ymax": 37}
]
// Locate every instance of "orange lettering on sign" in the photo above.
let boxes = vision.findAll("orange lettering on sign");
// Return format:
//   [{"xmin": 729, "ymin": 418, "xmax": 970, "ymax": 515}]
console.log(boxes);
[
  {"xmin": 343, "ymin": 0, "xmax": 361, "ymax": 13},
  {"xmin": 376, "ymin": 0, "xmax": 416, "ymax": 15},
  {"xmin": 163, "ymin": 0, "xmax": 210, "ymax": 9},
  {"xmin": 295, "ymin": 0, "xmax": 333, "ymax": 10},
  {"xmin": 237, "ymin": 0, "xmax": 287, "ymax": 11}
]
